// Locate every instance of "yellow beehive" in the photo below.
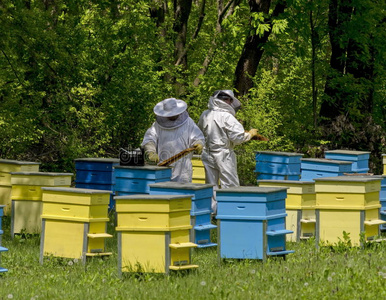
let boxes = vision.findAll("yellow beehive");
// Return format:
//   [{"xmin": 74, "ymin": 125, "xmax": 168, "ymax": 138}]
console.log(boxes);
[
  {"xmin": 118, "ymin": 228, "xmax": 197, "ymax": 274},
  {"xmin": 11, "ymin": 200, "xmax": 42, "ymax": 236},
  {"xmin": 115, "ymin": 195, "xmax": 192, "ymax": 230},
  {"xmin": 40, "ymin": 187, "xmax": 112, "ymax": 263},
  {"xmin": 192, "ymin": 155, "xmax": 206, "ymax": 184},
  {"xmin": 115, "ymin": 194, "xmax": 198, "ymax": 274},
  {"xmin": 0, "ymin": 160, "xmax": 40, "ymax": 215},
  {"xmin": 383, "ymin": 154, "xmax": 386, "ymax": 175},
  {"xmin": 317, "ymin": 207, "xmax": 385, "ymax": 246},
  {"xmin": 41, "ymin": 219, "xmax": 111, "ymax": 262},
  {"xmin": 11, "ymin": 172, "xmax": 72, "ymax": 186},
  {"xmin": 314, "ymin": 176, "xmax": 381, "ymax": 194},
  {"xmin": 0, "ymin": 159, "xmax": 40, "ymax": 174},
  {"xmin": 316, "ymin": 192, "xmax": 380, "ymax": 209}
]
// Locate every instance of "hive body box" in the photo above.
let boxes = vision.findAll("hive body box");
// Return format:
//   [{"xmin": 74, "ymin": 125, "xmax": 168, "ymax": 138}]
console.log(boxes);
[
  {"xmin": 300, "ymin": 158, "xmax": 352, "ymax": 181},
  {"xmin": 0, "ymin": 159, "xmax": 40, "ymax": 215},
  {"xmin": 75, "ymin": 158, "xmax": 120, "ymax": 210},
  {"xmin": 0, "ymin": 205, "xmax": 8, "ymax": 272},
  {"xmin": 114, "ymin": 166, "xmax": 172, "ymax": 196},
  {"xmin": 257, "ymin": 180, "xmax": 316, "ymax": 242},
  {"xmin": 255, "ymin": 151, "xmax": 304, "ymax": 181},
  {"xmin": 115, "ymin": 194, "xmax": 198, "ymax": 274},
  {"xmin": 383, "ymin": 154, "xmax": 386, "ymax": 175},
  {"xmin": 40, "ymin": 187, "xmax": 112, "ymax": 264},
  {"xmin": 314, "ymin": 176, "xmax": 385, "ymax": 245},
  {"xmin": 192, "ymin": 155, "xmax": 206, "ymax": 184},
  {"xmin": 324, "ymin": 150, "xmax": 370, "ymax": 173},
  {"xmin": 216, "ymin": 187, "xmax": 294, "ymax": 260},
  {"xmin": 10, "ymin": 172, "xmax": 73, "ymax": 236},
  {"xmin": 148, "ymin": 182, "xmax": 217, "ymax": 248}
]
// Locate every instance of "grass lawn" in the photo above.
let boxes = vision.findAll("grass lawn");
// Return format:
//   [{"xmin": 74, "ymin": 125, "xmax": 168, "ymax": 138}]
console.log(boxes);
[{"xmin": 0, "ymin": 216, "xmax": 385, "ymax": 300}]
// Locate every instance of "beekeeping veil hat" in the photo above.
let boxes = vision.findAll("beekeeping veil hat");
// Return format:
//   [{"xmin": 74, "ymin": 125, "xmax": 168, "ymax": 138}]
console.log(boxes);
[
  {"xmin": 153, "ymin": 98, "xmax": 188, "ymax": 117},
  {"xmin": 212, "ymin": 90, "xmax": 241, "ymax": 112}
]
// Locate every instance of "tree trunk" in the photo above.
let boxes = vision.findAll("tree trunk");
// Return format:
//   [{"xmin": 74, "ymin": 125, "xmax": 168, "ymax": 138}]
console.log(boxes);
[{"xmin": 233, "ymin": 0, "xmax": 286, "ymax": 96}]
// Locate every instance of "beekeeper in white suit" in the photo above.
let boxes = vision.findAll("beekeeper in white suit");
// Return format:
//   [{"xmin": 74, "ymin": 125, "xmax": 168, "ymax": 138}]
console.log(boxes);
[
  {"xmin": 141, "ymin": 98, "xmax": 204, "ymax": 183},
  {"xmin": 198, "ymin": 90, "xmax": 260, "ymax": 213}
]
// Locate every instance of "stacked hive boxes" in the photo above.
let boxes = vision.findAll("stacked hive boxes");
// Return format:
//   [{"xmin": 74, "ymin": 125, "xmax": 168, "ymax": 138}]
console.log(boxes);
[
  {"xmin": 216, "ymin": 187, "xmax": 294, "ymax": 261},
  {"xmin": 115, "ymin": 194, "xmax": 198, "ymax": 274},
  {"xmin": 75, "ymin": 158, "xmax": 120, "ymax": 210},
  {"xmin": 258, "ymin": 180, "xmax": 316, "ymax": 242},
  {"xmin": 0, "ymin": 205, "xmax": 8, "ymax": 273},
  {"xmin": 255, "ymin": 151, "xmax": 303, "ymax": 180},
  {"xmin": 0, "ymin": 159, "xmax": 40, "ymax": 215},
  {"xmin": 314, "ymin": 176, "xmax": 385, "ymax": 246},
  {"xmin": 300, "ymin": 158, "xmax": 352, "ymax": 181},
  {"xmin": 191, "ymin": 155, "xmax": 206, "ymax": 184},
  {"xmin": 377, "ymin": 175, "xmax": 386, "ymax": 231},
  {"xmin": 324, "ymin": 150, "xmax": 370, "ymax": 174},
  {"xmin": 10, "ymin": 172, "xmax": 73, "ymax": 237},
  {"xmin": 40, "ymin": 187, "xmax": 112, "ymax": 264},
  {"xmin": 149, "ymin": 182, "xmax": 217, "ymax": 248},
  {"xmin": 114, "ymin": 166, "xmax": 172, "ymax": 196}
]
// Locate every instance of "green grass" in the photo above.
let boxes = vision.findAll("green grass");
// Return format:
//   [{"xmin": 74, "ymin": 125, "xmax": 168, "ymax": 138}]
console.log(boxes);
[{"xmin": 0, "ymin": 216, "xmax": 385, "ymax": 300}]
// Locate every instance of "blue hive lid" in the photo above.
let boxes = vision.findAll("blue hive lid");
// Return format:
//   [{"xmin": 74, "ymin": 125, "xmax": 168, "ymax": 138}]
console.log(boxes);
[
  {"xmin": 113, "ymin": 165, "xmax": 171, "ymax": 170},
  {"xmin": 301, "ymin": 158, "xmax": 352, "ymax": 165},
  {"xmin": 148, "ymin": 182, "xmax": 214, "ymax": 190},
  {"xmin": 216, "ymin": 186, "xmax": 288, "ymax": 194},
  {"xmin": 114, "ymin": 194, "xmax": 193, "ymax": 200},
  {"xmin": 75, "ymin": 157, "xmax": 120, "ymax": 163}
]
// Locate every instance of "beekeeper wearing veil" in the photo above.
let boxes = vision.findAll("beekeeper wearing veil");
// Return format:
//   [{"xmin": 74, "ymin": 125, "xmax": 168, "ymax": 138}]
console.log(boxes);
[
  {"xmin": 141, "ymin": 98, "xmax": 204, "ymax": 183},
  {"xmin": 198, "ymin": 90, "xmax": 261, "ymax": 213}
]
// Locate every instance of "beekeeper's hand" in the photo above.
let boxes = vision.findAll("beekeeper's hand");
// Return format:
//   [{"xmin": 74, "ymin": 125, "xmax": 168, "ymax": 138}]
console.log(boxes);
[
  {"xmin": 248, "ymin": 129, "xmax": 259, "ymax": 138},
  {"xmin": 147, "ymin": 152, "xmax": 159, "ymax": 164},
  {"xmin": 193, "ymin": 143, "xmax": 203, "ymax": 155},
  {"xmin": 144, "ymin": 142, "xmax": 159, "ymax": 164}
]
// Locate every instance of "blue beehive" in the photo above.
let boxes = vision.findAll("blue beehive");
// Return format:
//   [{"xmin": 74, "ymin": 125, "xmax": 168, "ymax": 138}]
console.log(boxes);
[
  {"xmin": 148, "ymin": 182, "xmax": 217, "ymax": 248},
  {"xmin": 114, "ymin": 166, "xmax": 172, "ymax": 196},
  {"xmin": 0, "ymin": 205, "xmax": 8, "ymax": 272},
  {"xmin": 216, "ymin": 187, "xmax": 294, "ymax": 260},
  {"xmin": 300, "ymin": 158, "xmax": 352, "ymax": 181},
  {"xmin": 255, "ymin": 151, "xmax": 304, "ymax": 181},
  {"xmin": 75, "ymin": 158, "xmax": 120, "ymax": 210},
  {"xmin": 377, "ymin": 175, "xmax": 386, "ymax": 231},
  {"xmin": 324, "ymin": 150, "xmax": 370, "ymax": 173}
]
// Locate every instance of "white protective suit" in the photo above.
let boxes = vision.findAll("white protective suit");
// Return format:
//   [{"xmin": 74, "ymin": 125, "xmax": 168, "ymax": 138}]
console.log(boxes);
[
  {"xmin": 198, "ymin": 95, "xmax": 252, "ymax": 212},
  {"xmin": 142, "ymin": 111, "xmax": 205, "ymax": 183}
]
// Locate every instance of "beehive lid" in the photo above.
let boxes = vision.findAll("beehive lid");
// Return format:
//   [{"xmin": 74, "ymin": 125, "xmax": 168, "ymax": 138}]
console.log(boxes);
[
  {"xmin": 218, "ymin": 186, "xmax": 287, "ymax": 193},
  {"xmin": 114, "ymin": 165, "xmax": 171, "ymax": 170},
  {"xmin": 11, "ymin": 171, "xmax": 73, "ymax": 176},
  {"xmin": 41, "ymin": 187, "xmax": 112, "ymax": 194},
  {"xmin": 115, "ymin": 194, "xmax": 193, "ymax": 200},
  {"xmin": 325, "ymin": 150, "xmax": 370, "ymax": 155},
  {"xmin": 257, "ymin": 180, "xmax": 315, "ymax": 194},
  {"xmin": 148, "ymin": 182, "xmax": 214, "ymax": 190},
  {"xmin": 0, "ymin": 159, "xmax": 40, "ymax": 165},
  {"xmin": 74, "ymin": 157, "xmax": 120, "ymax": 163},
  {"xmin": 255, "ymin": 151, "xmax": 304, "ymax": 156},
  {"xmin": 314, "ymin": 176, "xmax": 381, "ymax": 183},
  {"xmin": 301, "ymin": 158, "xmax": 352, "ymax": 165}
]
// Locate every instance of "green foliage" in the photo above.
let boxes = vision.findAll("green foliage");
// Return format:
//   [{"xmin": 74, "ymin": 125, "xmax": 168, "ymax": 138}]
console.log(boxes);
[{"xmin": 0, "ymin": 0, "xmax": 384, "ymax": 175}]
